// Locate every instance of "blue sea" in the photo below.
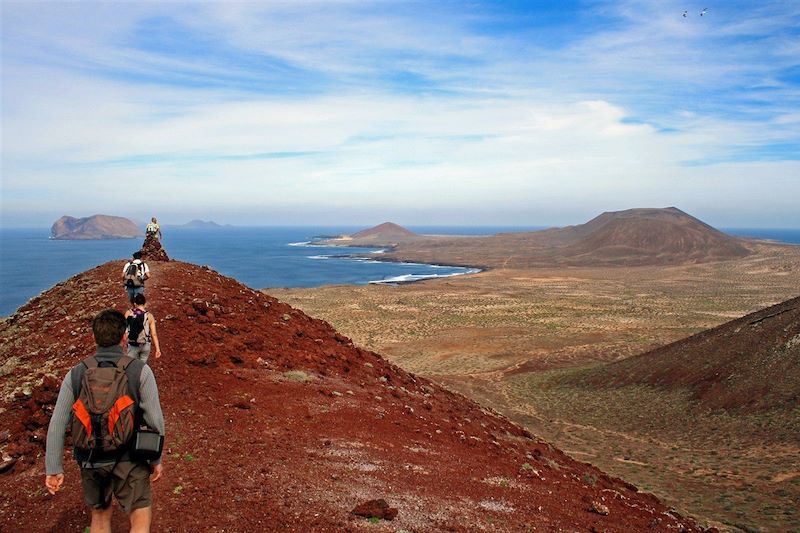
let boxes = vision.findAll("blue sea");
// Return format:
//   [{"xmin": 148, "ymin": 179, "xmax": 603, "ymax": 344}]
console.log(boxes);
[
  {"xmin": 1, "ymin": 226, "xmax": 797, "ymax": 318},
  {"xmin": 0, "ymin": 225, "xmax": 539, "ymax": 317}
]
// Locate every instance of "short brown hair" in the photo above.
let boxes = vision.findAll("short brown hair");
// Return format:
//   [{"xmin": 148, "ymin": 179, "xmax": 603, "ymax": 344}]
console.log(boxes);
[{"xmin": 92, "ymin": 309, "xmax": 127, "ymax": 347}]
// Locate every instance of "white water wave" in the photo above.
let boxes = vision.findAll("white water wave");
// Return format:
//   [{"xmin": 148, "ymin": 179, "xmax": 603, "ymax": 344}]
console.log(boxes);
[
  {"xmin": 369, "ymin": 269, "xmax": 480, "ymax": 284},
  {"xmin": 307, "ymin": 255, "xmax": 382, "ymax": 263}
]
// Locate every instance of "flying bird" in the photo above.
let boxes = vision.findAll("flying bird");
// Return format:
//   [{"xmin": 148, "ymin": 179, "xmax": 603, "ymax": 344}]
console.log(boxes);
[
  {"xmin": 683, "ymin": 10, "xmax": 688, "ymax": 17},
  {"xmin": 700, "ymin": 8, "xmax": 708, "ymax": 16}
]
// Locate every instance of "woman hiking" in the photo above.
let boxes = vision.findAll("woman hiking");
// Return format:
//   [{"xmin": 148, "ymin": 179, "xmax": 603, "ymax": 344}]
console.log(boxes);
[{"xmin": 125, "ymin": 293, "xmax": 162, "ymax": 364}]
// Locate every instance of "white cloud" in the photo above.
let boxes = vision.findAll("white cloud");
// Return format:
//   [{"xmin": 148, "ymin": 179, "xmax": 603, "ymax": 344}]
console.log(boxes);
[{"xmin": 2, "ymin": 1, "xmax": 799, "ymax": 227}]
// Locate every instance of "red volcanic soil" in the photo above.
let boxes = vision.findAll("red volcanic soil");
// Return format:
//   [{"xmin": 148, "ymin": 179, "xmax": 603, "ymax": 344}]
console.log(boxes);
[
  {"xmin": 578, "ymin": 295, "xmax": 800, "ymax": 412},
  {"xmin": 0, "ymin": 259, "xmax": 709, "ymax": 532}
]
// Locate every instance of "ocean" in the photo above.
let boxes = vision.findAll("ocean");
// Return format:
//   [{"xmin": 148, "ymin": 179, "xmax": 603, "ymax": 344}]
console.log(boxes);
[
  {"xmin": 1, "ymin": 226, "xmax": 797, "ymax": 318},
  {"xmin": 0, "ymin": 225, "xmax": 530, "ymax": 317}
]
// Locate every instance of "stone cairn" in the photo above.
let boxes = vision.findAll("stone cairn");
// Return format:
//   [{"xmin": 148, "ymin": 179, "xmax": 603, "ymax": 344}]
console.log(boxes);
[{"xmin": 140, "ymin": 233, "xmax": 170, "ymax": 262}]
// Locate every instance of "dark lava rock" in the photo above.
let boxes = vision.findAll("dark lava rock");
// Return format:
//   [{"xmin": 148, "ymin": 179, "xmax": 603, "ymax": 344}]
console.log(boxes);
[{"xmin": 351, "ymin": 498, "xmax": 398, "ymax": 521}]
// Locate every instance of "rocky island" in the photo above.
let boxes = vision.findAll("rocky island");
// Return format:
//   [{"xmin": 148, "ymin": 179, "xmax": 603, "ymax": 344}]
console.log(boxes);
[{"xmin": 50, "ymin": 214, "xmax": 142, "ymax": 240}]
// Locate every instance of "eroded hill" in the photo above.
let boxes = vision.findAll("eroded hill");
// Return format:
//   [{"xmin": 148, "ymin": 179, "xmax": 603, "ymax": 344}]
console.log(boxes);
[{"xmin": 0, "ymin": 259, "xmax": 708, "ymax": 532}]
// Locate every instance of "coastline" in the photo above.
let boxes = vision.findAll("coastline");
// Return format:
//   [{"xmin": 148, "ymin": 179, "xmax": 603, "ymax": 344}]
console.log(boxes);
[
  {"xmin": 1, "ymin": 229, "xmax": 486, "ymax": 316},
  {"xmin": 302, "ymin": 240, "xmax": 485, "ymax": 284}
]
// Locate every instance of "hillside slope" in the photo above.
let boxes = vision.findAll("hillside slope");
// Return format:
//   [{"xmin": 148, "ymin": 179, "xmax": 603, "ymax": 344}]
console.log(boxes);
[
  {"xmin": 0, "ymin": 259, "xmax": 707, "ymax": 532},
  {"xmin": 578, "ymin": 295, "xmax": 800, "ymax": 412}
]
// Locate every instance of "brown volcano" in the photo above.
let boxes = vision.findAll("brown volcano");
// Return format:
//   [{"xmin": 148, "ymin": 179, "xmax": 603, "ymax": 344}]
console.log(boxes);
[
  {"xmin": 351, "ymin": 222, "xmax": 418, "ymax": 240},
  {"xmin": 555, "ymin": 208, "xmax": 751, "ymax": 265},
  {"xmin": 323, "ymin": 222, "xmax": 421, "ymax": 247},
  {"xmin": 0, "ymin": 258, "xmax": 708, "ymax": 531},
  {"xmin": 378, "ymin": 207, "xmax": 752, "ymax": 268},
  {"xmin": 577, "ymin": 295, "xmax": 800, "ymax": 412}
]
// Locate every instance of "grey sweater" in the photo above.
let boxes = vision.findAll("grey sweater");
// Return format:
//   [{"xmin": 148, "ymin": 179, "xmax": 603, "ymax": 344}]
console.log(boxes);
[{"xmin": 45, "ymin": 345, "xmax": 165, "ymax": 475}]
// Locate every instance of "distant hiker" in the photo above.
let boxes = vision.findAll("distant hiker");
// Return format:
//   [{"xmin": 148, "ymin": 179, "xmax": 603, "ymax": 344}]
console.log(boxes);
[
  {"xmin": 122, "ymin": 251, "xmax": 150, "ymax": 304},
  {"xmin": 45, "ymin": 309, "xmax": 165, "ymax": 533},
  {"xmin": 145, "ymin": 217, "xmax": 162, "ymax": 241},
  {"xmin": 125, "ymin": 293, "xmax": 161, "ymax": 364}
]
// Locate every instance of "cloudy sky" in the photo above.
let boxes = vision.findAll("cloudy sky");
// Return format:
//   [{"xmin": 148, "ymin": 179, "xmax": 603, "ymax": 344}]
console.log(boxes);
[{"xmin": 2, "ymin": 1, "xmax": 798, "ymax": 228}]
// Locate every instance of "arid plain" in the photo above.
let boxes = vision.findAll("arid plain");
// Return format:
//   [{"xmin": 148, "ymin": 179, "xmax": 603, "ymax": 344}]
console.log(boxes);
[{"xmin": 271, "ymin": 238, "xmax": 800, "ymax": 532}]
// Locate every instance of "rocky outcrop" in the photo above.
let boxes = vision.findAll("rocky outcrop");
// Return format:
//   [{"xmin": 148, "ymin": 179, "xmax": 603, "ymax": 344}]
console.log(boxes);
[
  {"xmin": 139, "ymin": 233, "xmax": 169, "ymax": 262},
  {"xmin": 351, "ymin": 499, "xmax": 398, "ymax": 521},
  {"xmin": 50, "ymin": 214, "xmax": 142, "ymax": 240}
]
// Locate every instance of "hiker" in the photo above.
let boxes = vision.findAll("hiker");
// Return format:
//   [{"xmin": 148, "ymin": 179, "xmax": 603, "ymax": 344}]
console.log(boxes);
[
  {"xmin": 45, "ymin": 309, "xmax": 165, "ymax": 533},
  {"xmin": 125, "ymin": 293, "xmax": 162, "ymax": 364},
  {"xmin": 122, "ymin": 251, "xmax": 150, "ymax": 304},
  {"xmin": 145, "ymin": 217, "xmax": 162, "ymax": 241}
]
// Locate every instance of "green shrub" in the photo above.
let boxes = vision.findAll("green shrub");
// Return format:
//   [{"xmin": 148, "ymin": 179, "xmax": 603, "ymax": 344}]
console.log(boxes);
[{"xmin": 283, "ymin": 370, "xmax": 312, "ymax": 382}]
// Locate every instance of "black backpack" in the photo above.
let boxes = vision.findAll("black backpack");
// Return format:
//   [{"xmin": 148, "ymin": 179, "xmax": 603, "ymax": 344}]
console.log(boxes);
[
  {"xmin": 127, "ymin": 308, "xmax": 148, "ymax": 346},
  {"xmin": 124, "ymin": 261, "xmax": 144, "ymax": 288}
]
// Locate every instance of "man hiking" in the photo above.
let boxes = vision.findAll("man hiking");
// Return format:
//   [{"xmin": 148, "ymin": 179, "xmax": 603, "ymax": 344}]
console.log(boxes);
[
  {"xmin": 145, "ymin": 217, "xmax": 162, "ymax": 241},
  {"xmin": 125, "ymin": 293, "xmax": 162, "ymax": 364},
  {"xmin": 122, "ymin": 251, "xmax": 149, "ymax": 304},
  {"xmin": 45, "ymin": 309, "xmax": 165, "ymax": 533}
]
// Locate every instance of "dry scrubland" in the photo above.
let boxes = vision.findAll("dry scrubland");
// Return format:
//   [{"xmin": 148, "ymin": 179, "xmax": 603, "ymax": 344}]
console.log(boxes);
[{"xmin": 271, "ymin": 242, "xmax": 800, "ymax": 532}]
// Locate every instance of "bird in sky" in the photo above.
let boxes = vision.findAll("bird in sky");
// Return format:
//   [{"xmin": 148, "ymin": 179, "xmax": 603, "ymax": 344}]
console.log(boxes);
[
  {"xmin": 683, "ymin": 10, "xmax": 688, "ymax": 17},
  {"xmin": 700, "ymin": 8, "xmax": 708, "ymax": 16}
]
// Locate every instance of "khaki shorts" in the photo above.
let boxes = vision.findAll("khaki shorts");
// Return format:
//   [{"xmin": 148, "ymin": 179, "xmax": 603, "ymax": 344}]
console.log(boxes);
[{"xmin": 80, "ymin": 461, "xmax": 152, "ymax": 513}]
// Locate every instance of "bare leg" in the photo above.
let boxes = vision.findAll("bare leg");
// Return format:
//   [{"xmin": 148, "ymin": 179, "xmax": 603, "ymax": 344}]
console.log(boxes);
[
  {"xmin": 130, "ymin": 506, "xmax": 152, "ymax": 533},
  {"xmin": 90, "ymin": 507, "xmax": 113, "ymax": 533}
]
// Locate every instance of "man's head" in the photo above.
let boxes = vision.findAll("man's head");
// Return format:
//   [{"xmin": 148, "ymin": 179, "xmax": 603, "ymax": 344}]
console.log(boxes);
[
  {"xmin": 151, "ymin": 217, "xmax": 157, "ymax": 223},
  {"xmin": 92, "ymin": 309, "xmax": 127, "ymax": 347},
  {"xmin": 132, "ymin": 251, "xmax": 142, "ymax": 260},
  {"xmin": 133, "ymin": 293, "xmax": 146, "ymax": 306}
]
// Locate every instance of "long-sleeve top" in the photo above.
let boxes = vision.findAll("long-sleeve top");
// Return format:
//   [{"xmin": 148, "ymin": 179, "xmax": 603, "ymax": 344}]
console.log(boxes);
[{"xmin": 45, "ymin": 345, "xmax": 165, "ymax": 475}]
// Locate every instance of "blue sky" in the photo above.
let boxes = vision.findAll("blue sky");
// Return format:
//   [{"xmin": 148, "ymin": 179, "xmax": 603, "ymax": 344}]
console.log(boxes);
[{"xmin": 2, "ymin": 1, "xmax": 799, "ymax": 228}]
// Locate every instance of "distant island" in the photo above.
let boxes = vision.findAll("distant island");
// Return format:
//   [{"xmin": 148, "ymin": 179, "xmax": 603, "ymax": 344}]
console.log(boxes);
[
  {"xmin": 165, "ymin": 219, "xmax": 227, "ymax": 229},
  {"xmin": 181, "ymin": 219, "xmax": 223, "ymax": 229},
  {"xmin": 50, "ymin": 214, "xmax": 142, "ymax": 240}
]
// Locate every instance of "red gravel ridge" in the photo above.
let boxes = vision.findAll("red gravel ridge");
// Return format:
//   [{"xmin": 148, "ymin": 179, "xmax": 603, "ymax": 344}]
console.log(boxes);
[{"xmin": 0, "ymin": 258, "xmax": 710, "ymax": 532}]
